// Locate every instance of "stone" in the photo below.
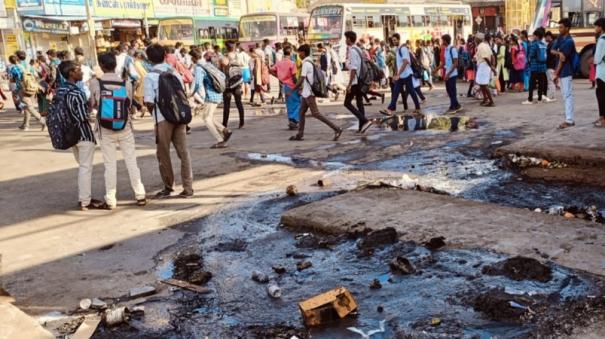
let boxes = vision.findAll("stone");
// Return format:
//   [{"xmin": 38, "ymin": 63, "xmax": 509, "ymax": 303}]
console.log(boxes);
[
  {"xmin": 369, "ymin": 279, "xmax": 382, "ymax": 289},
  {"xmin": 286, "ymin": 185, "xmax": 298, "ymax": 196},
  {"xmin": 91, "ymin": 298, "xmax": 107, "ymax": 310},
  {"xmin": 390, "ymin": 256, "xmax": 416, "ymax": 275},
  {"xmin": 79, "ymin": 298, "xmax": 92, "ymax": 310},
  {"xmin": 297, "ymin": 261, "xmax": 312, "ymax": 271}
]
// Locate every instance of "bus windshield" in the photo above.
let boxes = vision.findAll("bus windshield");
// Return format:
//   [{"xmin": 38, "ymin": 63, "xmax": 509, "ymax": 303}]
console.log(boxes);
[
  {"xmin": 309, "ymin": 5, "xmax": 344, "ymax": 39},
  {"xmin": 158, "ymin": 19, "xmax": 194, "ymax": 42},
  {"xmin": 240, "ymin": 14, "xmax": 277, "ymax": 39}
]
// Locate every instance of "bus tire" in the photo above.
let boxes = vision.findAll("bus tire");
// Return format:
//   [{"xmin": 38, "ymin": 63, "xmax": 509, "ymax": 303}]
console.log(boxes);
[{"xmin": 579, "ymin": 47, "xmax": 593, "ymax": 78}]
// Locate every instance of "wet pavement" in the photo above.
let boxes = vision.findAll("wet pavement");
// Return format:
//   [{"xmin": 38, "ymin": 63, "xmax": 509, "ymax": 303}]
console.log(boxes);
[{"xmin": 94, "ymin": 125, "xmax": 605, "ymax": 338}]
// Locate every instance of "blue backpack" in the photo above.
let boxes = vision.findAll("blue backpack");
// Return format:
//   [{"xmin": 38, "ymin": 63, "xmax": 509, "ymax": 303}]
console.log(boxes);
[
  {"xmin": 98, "ymin": 80, "xmax": 130, "ymax": 131},
  {"xmin": 537, "ymin": 41, "xmax": 548, "ymax": 63}
]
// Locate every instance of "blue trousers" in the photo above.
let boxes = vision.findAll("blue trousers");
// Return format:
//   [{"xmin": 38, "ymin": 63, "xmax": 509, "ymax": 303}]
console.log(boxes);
[
  {"xmin": 388, "ymin": 75, "xmax": 420, "ymax": 111},
  {"xmin": 284, "ymin": 85, "xmax": 301, "ymax": 122},
  {"xmin": 445, "ymin": 76, "xmax": 460, "ymax": 109}
]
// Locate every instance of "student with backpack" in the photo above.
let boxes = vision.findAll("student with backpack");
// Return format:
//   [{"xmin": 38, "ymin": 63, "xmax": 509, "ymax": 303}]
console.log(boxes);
[
  {"xmin": 288, "ymin": 44, "xmax": 342, "ymax": 141},
  {"xmin": 222, "ymin": 42, "xmax": 245, "ymax": 129},
  {"xmin": 523, "ymin": 28, "xmax": 550, "ymax": 104},
  {"xmin": 593, "ymin": 17, "xmax": 605, "ymax": 128},
  {"xmin": 143, "ymin": 44, "xmax": 194, "ymax": 199},
  {"xmin": 552, "ymin": 18, "xmax": 577, "ymax": 129},
  {"xmin": 56, "ymin": 61, "xmax": 100, "ymax": 210},
  {"xmin": 384, "ymin": 33, "xmax": 421, "ymax": 116},
  {"xmin": 510, "ymin": 35, "xmax": 526, "ymax": 92},
  {"xmin": 344, "ymin": 31, "xmax": 373, "ymax": 133},
  {"xmin": 192, "ymin": 50, "xmax": 232, "ymax": 149},
  {"xmin": 437, "ymin": 34, "xmax": 462, "ymax": 114},
  {"xmin": 270, "ymin": 45, "xmax": 300, "ymax": 130},
  {"xmin": 89, "ymin": 52, "xmax": 147, "ymax": 210},
  {"xmin": 15, "ymin": 51, "xmax": 45, "ymax": 131}
]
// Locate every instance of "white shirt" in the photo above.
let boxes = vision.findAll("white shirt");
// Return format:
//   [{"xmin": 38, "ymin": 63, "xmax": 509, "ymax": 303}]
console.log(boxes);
[
  {"xmin": 264, "ymin": 46, "xmax": 274, "ymax": 65},
  {"xmin": 301, "ymin": 56, "xmax": 314, "ymax": 98},
  {"xmin": 396, "ymin": 45, "xmax": 413, "ymax": 79},
  {"xmin": 143, "ymin": 63, "xmax": 184, "ymax": 123},
  {"xmin": 595, "ymin": 33, "xmax": 605, "ymax": 82},
  {"xmin": 347, "ymin": 46, "xmax": 362, "ymax": 86},
  {"xmin": 238, "ymin": 51, "xmax": 250, "ymax": 69}
]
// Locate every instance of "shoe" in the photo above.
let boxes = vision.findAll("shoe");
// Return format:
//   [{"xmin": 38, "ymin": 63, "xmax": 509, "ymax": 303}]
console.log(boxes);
[
  {"xmin": 136, "ymin": 198, "xmax": 148, "ymax": 207},
  {"xmin": 360, "ymin": 120, "xmax": 373, "ymax": 134},
  {"xmin": 177, "ymin": 190, "xmax": 194, "ymax": 198},
  {"xmin": 238, "ymin": 123, "xmax": 244, "ymax": 129},
  {"xmin": 445, "ymin": 108, "xmax": 457, "ymax": 115},
  {"xmin": 79, "ymin": 202, "xmax": 89, "ymax": 211},
  {"xmin": 210, "ymin": 142, "xmax": 228, "ymax": 149},
  {"xmin": 154, "ymin": 187, "xmax": 173, "ymax": 199},
  {"xmin": 521, "ymin": 100, "xmax": 535, "ymax": 105},
  {"xmin": 99, "ymin": 202, "xmax": 116, "ymax": 210},
  {"xmin": 543, "ymin": 97, "xmax": 556, "ymax": 103},
  {"xmin": 223, "ymin": 129, "xmax": 233, "ymax": 142},
  {"xmin": 18, "ymin": 125, "xmax": 25, "ymax": 130}
]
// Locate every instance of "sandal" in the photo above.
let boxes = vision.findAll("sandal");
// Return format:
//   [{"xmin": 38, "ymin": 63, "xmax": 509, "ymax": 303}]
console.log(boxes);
[
  {"xmin": 333, "ymin": 128, "xmax": 343, "ymax": 141},
  {"xmin": 136, "ymin": 199, "xmax": 148, "ymax": 206},
  {"xmin": 593, "ymin": 120, "xmax": 605, "ymax": 128},
  {"xmin": 98, "ymin": 202, "xmax": 115, "ymax": 210},
  {"xmin": 289, "ymin": 135, "xmax": 304, "ymax": 141},
  {"xmin": 210, "ymin": 142, "xmax": 228, "ymax": 149},
  {"xmin": 557, "ymin": 122, "xmax": 575, "ymax": 129}
]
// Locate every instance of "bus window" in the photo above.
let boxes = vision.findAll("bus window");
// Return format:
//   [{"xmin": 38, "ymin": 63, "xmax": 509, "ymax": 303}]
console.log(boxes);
[
  {"xmin": 240, "ymin": 15, "xmax": 278, "ymax": 39},
  {"xmin": 199, "ymin": 29, "xmax": 209, "ymax": 39},
  {"xmin": 397, "ymin": 15, "xmax": 410, "ymax": 27},
  {"xmin": 562, "ymin": 0, "xmax": 582, "ymax": 26},
  {"xmin": 367, "ymin": 15, "xmax": 381, "ymax": 28},
  {"xmin": 353, "ymin": 15, "xmax": 366, "ymax": 28},
  {"xmin": 345, "ymin": 18, "xmax": 353, "ymax": 31},
  {"xmin": 440, "ymin": 15, "xmax": 450, "ymax": 26},
  {"xmin": 412, "ymin": 15, "xmax": 424, "ymax": 27},
  {"xmin": 209, "ymin": 27, "xmax": 216, "ymax": 39}
]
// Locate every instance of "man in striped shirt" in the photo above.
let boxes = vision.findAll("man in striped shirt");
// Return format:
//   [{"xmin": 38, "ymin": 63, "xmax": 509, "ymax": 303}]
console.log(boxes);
[{"xmin": 58, "ymin": 60, "xmax": 98, "ymax": 211}]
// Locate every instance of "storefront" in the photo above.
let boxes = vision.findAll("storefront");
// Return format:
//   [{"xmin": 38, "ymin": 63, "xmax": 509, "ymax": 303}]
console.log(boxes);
[
  {"xmin": 0, "ymin": 0, "xmax": 21, "ymax": 62},
  {"xmin": 466, "ymin": 0, "xmax": 505, "ymax": 34},
  {"xmin": 21, "ymin": 15, "xmax": 95, "ymax": 58},
  {"xmin": 95, "ymin": 18, "xmax": 145, "ymax": 50}
]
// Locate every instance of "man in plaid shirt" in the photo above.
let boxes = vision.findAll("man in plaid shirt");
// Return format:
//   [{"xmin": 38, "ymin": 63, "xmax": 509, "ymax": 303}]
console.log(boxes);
[{"xmin": 523, "ymin": 28, "xmax": 552, "ymax": 104}]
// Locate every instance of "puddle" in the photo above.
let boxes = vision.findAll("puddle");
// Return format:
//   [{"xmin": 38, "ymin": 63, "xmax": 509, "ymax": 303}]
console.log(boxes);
[{"xmin": 244, "ymin": 152, "xmax": 350, "ymax": 171}]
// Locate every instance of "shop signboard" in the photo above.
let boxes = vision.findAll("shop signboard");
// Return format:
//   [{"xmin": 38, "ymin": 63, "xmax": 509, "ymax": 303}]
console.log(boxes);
[
  {"xmin": 5, "ymin": 0, "xmax": 15, "ymax": 9},
  {"xmin": 4, "ymin": 32, "xmax": 19, "ymax": 58},
  {"xmin": 152, "ymin": 0, "xmax": 206, "ymax": 17},
  {"xmin": 93, "ymin": 0, "xmax": 151, "ymax": 18},
  {"xmin": 22, "ymin": 17, "xmax": 72, "ymax": 34},
  {"xmin": 16, "ymin": 0, "xmax": 42, "ymax": 10},
  {"xmin": 44, "ymin": 0, "xmax": 86, "ymax": 16}
]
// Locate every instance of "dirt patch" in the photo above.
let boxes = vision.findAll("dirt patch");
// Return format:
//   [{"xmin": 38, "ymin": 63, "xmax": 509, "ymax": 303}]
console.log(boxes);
[
  {"xmin": 172, "ymin": 251, "xmax": 212, "ymax": 285},
  {"xmin": 482, "ymin": 256, "xmax": 552, "ymax": 283}
]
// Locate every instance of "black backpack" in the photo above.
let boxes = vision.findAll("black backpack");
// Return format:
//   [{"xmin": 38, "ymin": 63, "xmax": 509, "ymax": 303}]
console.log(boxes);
[
  {"xmin": 47, "ymin": 88, "xmax": 81, "ymax": 150},
  {"xmin": 352, "ymin": 47, "xmax": 373, "ymax": 94},
  {"xmin": 304, "ymin": 60, "xmax": 329, "ymax": 98},
  {"xmin": 227, "ymin": 64, "xmax": 243, "ymax": 89},
  {"xmin": 153, "ymin": 70, "xmax": 192, "ymax": 125}
]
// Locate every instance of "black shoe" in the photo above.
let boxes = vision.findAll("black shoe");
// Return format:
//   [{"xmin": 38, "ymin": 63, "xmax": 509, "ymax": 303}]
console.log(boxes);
[
  {"xmin": 155, "ymin": 187, "xmax": 173, "ymax": 199},
  {"xmin": 178, "ymin": 190, "xmax": 194, "ymax": 198}
]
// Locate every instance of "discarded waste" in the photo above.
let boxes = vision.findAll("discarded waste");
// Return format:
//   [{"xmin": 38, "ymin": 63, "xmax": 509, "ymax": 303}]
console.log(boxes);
[
  {"xmin": 267, "ymin": 285, "xmax": 282, "ymax": 299},
  {"xmin": 347, "ymin": 319, "xmax": 386, "ymax": 338},
  {"xmin": 161, "ymin": 279, "xmax": 212, "ymax": 294},
  {"xmin": 172, "ymin": 251, "xmax": 212, "ymax": 285},
  {"xmin": 79, "ymin": 298, "xmax": 92, "ymax": 310},
  {"xmin": 299, "ymin": 287, "xmax": 358, "ymax": 327},
  {"xmin": 482, "ymin": 256, "xmax": 552, "ymax": 282},
  {"xmin": 129, "ymin": 286, "xmax": 156, "ymax": 299},
  {"xmin": 104, "ymin": 306, "xmax": 129, "ymax": 326},
  {"xmin": 251, "ymin": 270, "xmax": 270, "ymax": 283},
  {"xmin": 431, "ymin": 317, "xmax": 442, "ymax": 326},
  {"xmin": 70, "ymin": 315, "xmax": 101, "ymax": 339},
  {"xmin": 390, "ymin": 256, "xmax": 416, "ymax": 275},
  {"xmin": 91, "ymin": 298, "xmax": 107, "ymax": 310},
  {"xmin": 369, "ymin": 279, "xmax": 382, "ymax": 289},
  {"xmin": 286, "ymin": 185, "xmax": 298, "ymax": 196},
  {"xmin": 473, "ymin": 288, "xmax": 534, "ymax": 322},
  {"xmin": 564, "ymin": 212, "xmax": 575, "ymax": 219}
]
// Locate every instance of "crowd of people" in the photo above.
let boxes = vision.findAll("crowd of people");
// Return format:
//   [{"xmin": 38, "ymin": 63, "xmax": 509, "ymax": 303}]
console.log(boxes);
[{"xmin": 4, "ymin": 16, "xmax": 605, "ymax": 211}]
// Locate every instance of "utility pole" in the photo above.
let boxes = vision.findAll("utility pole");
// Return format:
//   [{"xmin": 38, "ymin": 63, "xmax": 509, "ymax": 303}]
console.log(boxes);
[{"xmin": 84, "ymin": 0, "xmax": 98, "ymax": 66}]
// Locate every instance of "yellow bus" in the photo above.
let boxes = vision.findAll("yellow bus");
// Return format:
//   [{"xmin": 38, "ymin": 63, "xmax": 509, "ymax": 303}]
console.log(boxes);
[
  {"xmin": 157, "ymin": 16, "xmax": 239, "ymax": 48},
  {"xmin": 307, "ymin": 1, "xmax": 472, "ymax": 61}
]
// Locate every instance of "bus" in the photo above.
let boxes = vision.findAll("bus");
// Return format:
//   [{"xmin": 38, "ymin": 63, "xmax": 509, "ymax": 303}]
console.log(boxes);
[
  {"xmin": 307, "ymin": 2, "xmax": 472, "ymax": 61},
  {"xmin": 532, "ymin": 0, "xmax": 597, "ymax": 77},
  {"xmin": 157, "ymin": 17, "xmax": 239, "ymax": 49},
  {"xmin": 238, "ymin": 12, "xmax": 309, "ymax": 51}
]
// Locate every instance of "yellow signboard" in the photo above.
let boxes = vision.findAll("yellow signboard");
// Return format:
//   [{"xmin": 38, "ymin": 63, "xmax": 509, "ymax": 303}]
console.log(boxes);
[
  {"xmin": 93, "ymin": 0, "xmax": 151, "ymax": 18},
  {"xmin": 4, "ymin": 33, "xmax": 19, "ymax": 59},
  {"xmin": 5, "ymin": 0, "xmax": 15, "ymax": 9}
]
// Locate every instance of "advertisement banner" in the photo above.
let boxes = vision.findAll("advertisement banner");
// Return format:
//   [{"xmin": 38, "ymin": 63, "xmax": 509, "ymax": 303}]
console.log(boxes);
[
  {"xmin": 152, "ymin": 0, "xmax": 206, "ymax": 18},
  {"xmin": 4, "ymin": 33, "xmax": 19, "ymax": 58},
  {"xmin": 16, "ymin": 0, "xmax": 42, "ymax": 10},
  {"xmin": 43, "ymin": 0, "xmax": 86, "ymax": 16},
  {"xmin": 93, "ymin": 0, "xmax": 151, "ymax": 18}
]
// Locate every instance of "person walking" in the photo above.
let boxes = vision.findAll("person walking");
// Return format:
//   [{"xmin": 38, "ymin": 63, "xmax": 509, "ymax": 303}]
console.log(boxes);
[
  {"xmin": 344, "ymin": 31, "xmax": 372, "ymax": 133},
  {"xmin": 58, "ymin": 60, "xmax": 100, "ymax": 210},
  {"xmin": 592, "ymin": 17, "xmax": 605, "ymax": 127},
  {"xmin": 465, "ymin": 35, "xmax": 477, "ymax": 97},
  {"xmin": 439, "ymin": 34, "xmax": 462, "ymax": 114},
  {"xmin": 474, "ymin": 33, "xmax": 496, "ymax": 107},
  {"xmin": 510, "ymin": 35, "xmax": 526, "ymax": 92},
  {"xmin": 143, "ymin": 44, "xmax": 194, "ymax": 198},
  {"xmin": 552, "ymin": 18, "xmax": 576, "ymax": 129},
  {"xmin": 384, "ymin": 33, "xmax": 421, "ymax": 116},
  {"xmin": 221, "ymin": 55, "xmax": 245, "ymax": 130},
  {"xmin": 523, "ymin": 28, "xmax": 550, "ymax": 104},
  {"xmin": 270, "ymin": 45, "xmax": 300, "ymax": 130},
  {"xmin": 89, "ymin": 52, "xmax": 147, "ymax": 210},
  {"xmin": 288, "ymin": 44, "xmax": 342, "ymax": 141},
  {"xmin": 15, "ymin": 51, "xmax": 45, "ymax": 131},
  {"xmin": 495, "ymin": 35, "xmax": 509, "ymax": 93},
  {"xmin": 192, "ymin": 50, "xmax": 233, "ymax": 148}
]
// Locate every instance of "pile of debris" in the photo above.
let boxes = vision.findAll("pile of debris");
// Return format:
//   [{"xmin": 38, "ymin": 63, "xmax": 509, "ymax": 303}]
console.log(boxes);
[
  {"xmin": 505, "ymin": 154, "xmax": 569, "ymax": 169},
  {"xmin": 536, "ymin": 205, "xmax": 605, "ymax": 223}
]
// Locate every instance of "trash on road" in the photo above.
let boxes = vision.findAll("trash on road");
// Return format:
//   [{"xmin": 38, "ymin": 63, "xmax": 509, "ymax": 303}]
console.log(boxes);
[
  {"xmin": 91, "ymin": 298, "xmax": 107, "ymax": 310},
  {"xmin": 104, "ymin": 306, "xmax": 129, "ymax": 326},
  {"xmin": 70, "ymin": 315, "xmax": 102, "ymax": 339},
  {"xmin": 161, "ymin": 279, "xmax": 213, "ymax": 294},
  {"xmin": 296, "ymin": 260, "xmax": 312, "ymax": 271},
  {"xmin": 286, "ymin": 185, "xmax": 298, "ymax": 196},
  {"xmin": 129, "ymin": 285, "xmax": 156, "ymax": 299},
  {"xmin": 267, "ymin": 284, "xmax": 282, "ymax": 299},
  {"xmin": 251, "ymin": 270, "xmax": 270, "ymax": 283},
  {"xmin": 347, "ymin": 319, "xmax": 386, "ymax": 338},
  {"xmin": 79, "ymin": 298, "xmax": 92, "ymax": 310},
  {"xmin": 431, "ymin": 317, "xmax": 442, "ymax": 326},
  {"xmin": 390, "ymin": 256, "xmax": 416, "ymax": 274},
  {"xmin": 299, "ymin": 287, "xmax": 358, "ymax": 327}
]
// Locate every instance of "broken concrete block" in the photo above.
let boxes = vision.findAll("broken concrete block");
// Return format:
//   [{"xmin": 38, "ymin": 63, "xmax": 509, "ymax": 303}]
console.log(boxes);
[
  {"xmin": 298, "ymin": 287, "xmax": 358, "ymax": 327},
  {"xmin": 128, "ymin": 286, "xmax": 156, "ymax": 299},
  {"xmin": 424, "ymin": 236, "xmax": 446, "ymax": 251},
  {"xmin": 357, "ymin": 227, "xmax": 398, "ymax": 250},
  {"xmin": 286, "ymin": 185, "xmax": 298, "ymax": 196}
]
